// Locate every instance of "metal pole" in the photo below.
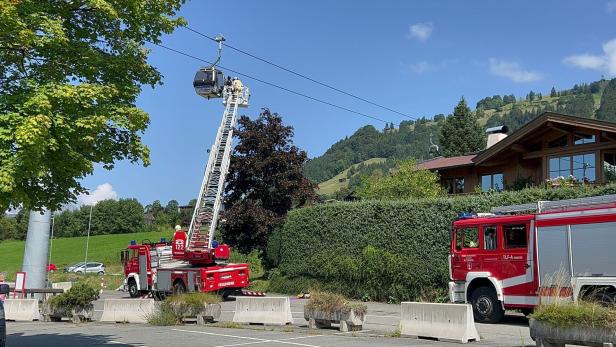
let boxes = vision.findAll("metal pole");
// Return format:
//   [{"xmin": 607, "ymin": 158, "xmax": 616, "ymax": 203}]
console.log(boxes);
[
  {"xmin": 22, "ymin": 209, "xmax": 51, "ymax": 297},
  {"xmin": 46, "ymin": 214, "xmax": 55, "ymax": 286},
  {"xmin": 84, "ymin": 204, "xmax": 93, "ymax": 275}
]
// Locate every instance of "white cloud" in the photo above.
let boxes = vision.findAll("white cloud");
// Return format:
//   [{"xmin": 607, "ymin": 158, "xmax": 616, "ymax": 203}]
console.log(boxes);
[
  {"xmin": 77, "ymin": 183, "xmax": 118, "ymax": 206},
  {"xmin": 407, "ymin": 61, "xmax": 436, "ymax": 74},
  {"xmin": 607, "ymin": 1, "xmax": 616, "ymax": 13},
  {"xmin": 407, "ymin": 22, "xmax": 433, "ymax": 42},
  {"xmin": 488, "ymin": 58, "xmax": 542, "ymax": 83},
  {"xmin": 563, "ymin": 38, "xmax": 616, "ymax": 76}
]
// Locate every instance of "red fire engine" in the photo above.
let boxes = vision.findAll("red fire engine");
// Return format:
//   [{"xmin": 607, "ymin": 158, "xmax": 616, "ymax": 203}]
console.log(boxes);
[
  {"xmin": 121, "ymin": 52, "xmax": 256, "ymax": 299},
  {"xmin": 449, "ymin": 194, "xmax": 616, "ymax": 323}
]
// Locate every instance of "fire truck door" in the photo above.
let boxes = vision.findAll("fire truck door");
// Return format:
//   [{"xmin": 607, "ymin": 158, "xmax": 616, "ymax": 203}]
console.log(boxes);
[
  {"xmin": 479, "ymin": 225, "xmax": 499, "ymax": 274},
  {"xmin": 452, "ymin": 226, "xmax": 482, "ymax": 277},
  {"xmin": 501, "ymin": 223, "xmax": 534, "ymax": 296},
  {"xmin": 139, "ymin": 254, "xmax": 148, "ymax": 289}
]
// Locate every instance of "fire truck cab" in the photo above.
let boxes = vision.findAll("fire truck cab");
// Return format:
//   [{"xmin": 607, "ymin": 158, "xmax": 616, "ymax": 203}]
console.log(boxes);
[{"xmin": 449, "ymin": 195, "xmax": 616, "ymax": 323}]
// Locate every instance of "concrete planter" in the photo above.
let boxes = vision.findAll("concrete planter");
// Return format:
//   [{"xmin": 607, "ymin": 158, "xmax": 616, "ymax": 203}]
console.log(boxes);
[
  {"xmin": 42, "ymin": 303, "xmax": 93, "ymax": 323},
  {"xmin": 530, "ymin": 319, "xmax": 616, "ymax": 347},
  {"xmin": 304, "ymin": 308, "xmax": 365, "ymax": 332},
  {"xmin": 169, "ymin": 302, "xmax": 221, "ymax": 325}
]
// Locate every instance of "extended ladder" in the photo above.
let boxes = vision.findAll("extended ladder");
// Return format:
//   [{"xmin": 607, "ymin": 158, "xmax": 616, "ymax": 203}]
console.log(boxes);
[{"xmin": 186, "ymin": 88, "xmax": 247, "ymax": 252}]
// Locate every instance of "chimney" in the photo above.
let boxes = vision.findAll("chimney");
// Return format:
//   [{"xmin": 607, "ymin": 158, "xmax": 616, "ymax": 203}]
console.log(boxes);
[{"xmin": 485, "ymin": 125, "xmax": 508, "ymax": 149}]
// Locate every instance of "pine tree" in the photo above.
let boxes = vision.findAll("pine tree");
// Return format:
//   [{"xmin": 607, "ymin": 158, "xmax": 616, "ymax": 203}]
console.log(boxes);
[
  {"xmin": 550, "ymin": 87, "xmax": 557, "ymax": 97},
  {"xmin": 439, "ymin": 98, "xmax": 486, "ymax": 157},
  {"xmin": 596, "ymin": 78, "xmax": 616, "ymax": 122}
]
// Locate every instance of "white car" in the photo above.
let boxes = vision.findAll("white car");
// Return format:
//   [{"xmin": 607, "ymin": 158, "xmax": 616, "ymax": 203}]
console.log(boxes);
[{"xmin": 64, "ymin": 262, "xmax": 105, "ymax": 275}]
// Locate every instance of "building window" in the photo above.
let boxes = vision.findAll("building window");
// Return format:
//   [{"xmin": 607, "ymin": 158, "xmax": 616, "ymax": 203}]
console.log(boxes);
[
  {"xmin": 444, "ymin": 177, "xmax": 465, "ymax": 194},
  {"xmin": 481, "ymin": 173, "xmax": 504, "ymax": 192},
  {"xmin": 605, "ymin": 152, "xmax": 616, "ymax": 183},
  {"xmin": 548, "ymin": 135, "xmax": 568, "ymax": 148},
  {"xmin": 549, "ymin": 152, "xmax": 596, "ymax": 183},
  {"xmin": 574, "ymin": 133, "xmax": 596, "ymax": 145},
  {"xmin": 504, "ymin": 224, "xmax": 527, "ymax": 249}
]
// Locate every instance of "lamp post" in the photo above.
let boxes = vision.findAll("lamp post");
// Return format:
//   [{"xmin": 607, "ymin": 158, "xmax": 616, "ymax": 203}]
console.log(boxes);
[
  {"xmin": 83, "ymin": 204, "xmax": 94, "ymax": 274},
  {"xmin": 46, "ymin": 213, "xmax": 55, "ymax": 285}
]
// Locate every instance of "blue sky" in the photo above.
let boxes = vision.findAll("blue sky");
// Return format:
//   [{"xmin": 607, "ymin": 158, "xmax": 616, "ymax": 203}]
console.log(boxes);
[{"xmin": 81, "ymin": 0, "xmax": 616, "ymax": 206}]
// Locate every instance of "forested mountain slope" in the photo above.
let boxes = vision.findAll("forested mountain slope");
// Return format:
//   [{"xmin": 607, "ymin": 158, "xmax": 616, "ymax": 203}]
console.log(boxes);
[{"xmin": 305, "ymin": 78, "xmax": 616, "ymax": 192}]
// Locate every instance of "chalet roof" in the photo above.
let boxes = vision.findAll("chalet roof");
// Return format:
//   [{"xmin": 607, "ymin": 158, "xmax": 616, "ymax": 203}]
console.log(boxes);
[
  {"xmin": 418, "ymin": 154, "xmax": 476, "ymax": 170},
  {"xmin": 473, "ymin": 112, "xmax": 616, "ymax": 164}
]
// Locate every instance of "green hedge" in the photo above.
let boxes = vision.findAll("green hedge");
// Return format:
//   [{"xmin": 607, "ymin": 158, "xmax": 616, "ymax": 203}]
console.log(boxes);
[{"xmin": 268, "ymin": 184, "xmax": 616, "ymax": 301}]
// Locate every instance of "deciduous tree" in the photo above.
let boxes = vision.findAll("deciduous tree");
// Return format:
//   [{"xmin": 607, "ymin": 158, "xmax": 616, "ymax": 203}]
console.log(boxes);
[
  {"xmin": 356, "ymin": 159, "xmax": 442, "ymax": 200},
  {"xmin": 222, "ymin": 109, "xmax": 316, "ymax": 253},
  {"xmin": 0, "ymin": 0, "xmax": 186, "ymax": 211}
]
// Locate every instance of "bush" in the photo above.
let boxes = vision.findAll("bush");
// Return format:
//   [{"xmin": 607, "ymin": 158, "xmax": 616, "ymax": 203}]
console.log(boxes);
[
  {"xmin": 48, "ymin": 283, "xmax": 99, "ymax": 311},
  {"xmin": 147, "ymin": 293, "xmax": 221, "ymax": 326},
  {"xmin": 305, "ymin": 290, "xmax": 367, "ymax": 319},
  {"xmin": 147, "ymin": 301, "xmax": 183, "ymax": 326},
  {"xmin": 229, "ymin": 250, "xmax": 265, "ymax": 279},
  {"xmin": 269, "ymin": 184, "xmax": 616, "ymax": 301}
]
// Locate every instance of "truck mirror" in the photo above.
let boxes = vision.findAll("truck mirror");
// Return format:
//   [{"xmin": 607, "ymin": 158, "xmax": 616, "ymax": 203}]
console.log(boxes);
[
  {"xmin": 120, "ymin": 250, "xmax": 128, "ymax": 264},
  {"xmin": 0, "ymin": 283, "xmax": 9, "ymax": 294}
]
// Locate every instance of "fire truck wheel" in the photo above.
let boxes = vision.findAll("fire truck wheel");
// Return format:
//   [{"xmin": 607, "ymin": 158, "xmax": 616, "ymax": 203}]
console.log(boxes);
[
  {"xmin": 173, "ymin": 281, "xmax": 186, "ymax": 295},
  {"xmin": 128, "ymin": 279, "xmax": 140, "ymax": 298},
  {"xmin": 470, "ymin": 286, "xmax": 504, "ymax": 323},
  {"xmin": 593, "ymin": 290, "xmax": 616, "ymax": 306}
]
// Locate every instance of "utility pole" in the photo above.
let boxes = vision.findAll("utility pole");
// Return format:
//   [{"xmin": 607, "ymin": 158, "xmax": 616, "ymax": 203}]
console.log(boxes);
[{"xmin": 84, "ymin": 204, "xmax": 94, "ymax": 273}]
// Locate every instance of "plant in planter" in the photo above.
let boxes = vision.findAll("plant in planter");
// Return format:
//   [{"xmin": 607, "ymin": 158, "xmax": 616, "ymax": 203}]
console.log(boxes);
[
  {"xmin": 304, "ymin": 291, "xmax": 367, "ymax": 332},
  {"xmin": 530, "ymin": 301, "xmax": 616, "ymax": 347},
  {"xmin": 149, "ymin": 293, "xmax": 222, "ymax": 326},
  {"xmin": 42, "ymin": 283, "xmax": 99, "ymax": 323}
]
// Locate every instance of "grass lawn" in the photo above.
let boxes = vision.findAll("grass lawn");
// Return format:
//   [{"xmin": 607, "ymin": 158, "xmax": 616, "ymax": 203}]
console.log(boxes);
[{"xmin": 0, "ymin": 230, "xmax": 173, "ymax": 281}]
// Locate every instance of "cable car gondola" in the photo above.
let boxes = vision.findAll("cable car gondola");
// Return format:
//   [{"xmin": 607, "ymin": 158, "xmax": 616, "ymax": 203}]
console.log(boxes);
[{"xmin": 193, "ymin": 67, "xmax": 225, "ymax": 99}]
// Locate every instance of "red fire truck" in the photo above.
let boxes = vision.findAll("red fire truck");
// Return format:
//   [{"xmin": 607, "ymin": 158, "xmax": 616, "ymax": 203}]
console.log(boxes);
[
  {"xmin": 121, "ymin": 61, "xmax": 255, "ymax": 299},
  {"xmin": 121, "ymin": 237, "xmax": 249, "ymax": 299},
  {"xmin": 449, "ymin": 194, "xmax": 616, "ymax": 323}
]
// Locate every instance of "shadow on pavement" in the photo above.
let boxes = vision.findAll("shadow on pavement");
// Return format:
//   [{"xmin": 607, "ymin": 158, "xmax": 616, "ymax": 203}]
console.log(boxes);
[
  {"xmin": 500, "ymin": 313, "xmax": 530, "ymax": 327},
  {"xmin": 7, "ymin": 332, "xmax": 133, "ymax": 347}
]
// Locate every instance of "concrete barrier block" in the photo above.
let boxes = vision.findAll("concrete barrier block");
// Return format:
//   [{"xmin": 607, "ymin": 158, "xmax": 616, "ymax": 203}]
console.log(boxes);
[
  {"xmin": 400, "ymin": 302, "xmax": 480, "ymax": 343},
  {"xmin": 99, "ymin": 299, "xmax": 155, "ymax": 323},
  {"xmin": 4, "ymin": 299, "xmax": 40, "ymax": 321},
  {"xmin": 51, "ymin": 282, "xmax": 73, "ymax": 292},
  {"xmin": 232, "ymin": 297, "xmax": 293, "ymax": 325}
]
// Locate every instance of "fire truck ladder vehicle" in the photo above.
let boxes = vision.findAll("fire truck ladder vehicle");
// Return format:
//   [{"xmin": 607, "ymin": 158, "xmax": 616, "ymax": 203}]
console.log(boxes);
[
  {"xmin": 449, "ymin": 194, "xmax": 616, "ymax": 323},
  {"xmin": 121, "ymin": 45, "xmax": 256, "ymax": 299}
]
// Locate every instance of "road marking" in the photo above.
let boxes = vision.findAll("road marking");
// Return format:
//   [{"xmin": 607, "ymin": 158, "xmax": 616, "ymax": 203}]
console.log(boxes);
[
  {"xmin": 172, "ymin": 328, "xmax": 322, "ymax": 347},
  {"xmin": 366, "ymin": 314, "xmax": 399, "ymax": 318},
  {"xmin": 334, "ymin": 330, "xmax": 372, "ymax": 335},
  {"xmin": 171, "ymin": 329, "xmax": 265, "ymax": 341},
  {"xmin": 214, "ymin": 341, "xmax": 273, "ymax": 347}
]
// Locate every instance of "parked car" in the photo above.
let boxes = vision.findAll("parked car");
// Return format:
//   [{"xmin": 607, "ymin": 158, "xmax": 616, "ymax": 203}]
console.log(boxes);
[
  {"xmin": 63, "ymin": 262, "xmax": 105, "ymax": 275},
  {"xmin": 1, "ymin": 283, "xmax": 9, "ymax": 347}
]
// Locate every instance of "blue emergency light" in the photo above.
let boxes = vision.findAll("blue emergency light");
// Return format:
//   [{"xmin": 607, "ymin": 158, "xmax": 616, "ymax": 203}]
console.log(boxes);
[
  {"xmin": 160, "ymin": 238, "xmax": 166, "ymax": 243},
  {"xmin": 130, "ymin": 240, "xmax": 137, "ymax": 245},
  {"xmin": 211, "ymin": 240, "xmax": 219, "ymax": 248},
  {"xmin": 458, "ymin": 212, "xmax": 477, "ymax": 220}
]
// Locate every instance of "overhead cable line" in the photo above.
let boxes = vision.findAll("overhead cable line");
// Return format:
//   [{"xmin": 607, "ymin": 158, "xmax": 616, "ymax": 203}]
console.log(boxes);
[
  {"xmin": 183, "ymin": 26, "xmax": 417, "ymax": 120},
  {"xmin": 150, "ymin": 41, "xmax": 391, "ymax": 124}
]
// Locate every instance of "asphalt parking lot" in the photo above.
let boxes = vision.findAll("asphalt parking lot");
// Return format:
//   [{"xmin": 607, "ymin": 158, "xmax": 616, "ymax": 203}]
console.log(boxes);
[{"xmin": 5, "ymin": 290, "xmax": 534, "ymax": 347}]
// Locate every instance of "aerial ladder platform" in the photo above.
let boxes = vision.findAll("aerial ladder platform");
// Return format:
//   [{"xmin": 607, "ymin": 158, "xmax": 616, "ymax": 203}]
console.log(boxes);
[{"xmin": 183, "ymin": 84, "xmax": 250, "ymax": 263}]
